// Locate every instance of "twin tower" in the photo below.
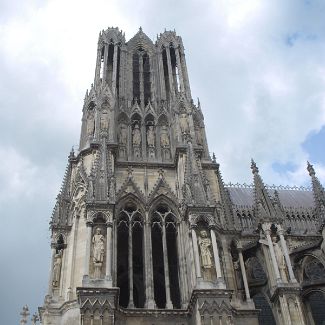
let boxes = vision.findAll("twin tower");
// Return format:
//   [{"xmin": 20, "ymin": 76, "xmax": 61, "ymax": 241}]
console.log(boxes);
[{"xmin": 37, "ymin": 27, "xmax": 325, "ymax": 325}]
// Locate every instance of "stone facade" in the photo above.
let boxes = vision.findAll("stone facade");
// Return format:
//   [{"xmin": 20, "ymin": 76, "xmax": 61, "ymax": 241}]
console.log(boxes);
[{"xmin": 35, "ymin": 27, "xmax": 325, "ymax": 325}]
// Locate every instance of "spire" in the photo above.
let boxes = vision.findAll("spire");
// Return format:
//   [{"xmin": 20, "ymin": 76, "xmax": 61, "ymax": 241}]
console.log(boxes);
[
  {"xmin": 251, "ymin": 159, "xmax": 281, "ymax": 222},
  {"xmin": 215, "ymin": 161, "xmax": 236, "ymax": 228},
  {"xmin": 307, "ymin": 161, "xmax": 325, "ymax": 213}
]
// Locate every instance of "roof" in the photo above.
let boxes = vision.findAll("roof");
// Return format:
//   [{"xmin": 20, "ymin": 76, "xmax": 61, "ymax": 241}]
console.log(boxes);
[{"xmin": 226, "ymin": 185, "xmax": 315, "ymax": 209}]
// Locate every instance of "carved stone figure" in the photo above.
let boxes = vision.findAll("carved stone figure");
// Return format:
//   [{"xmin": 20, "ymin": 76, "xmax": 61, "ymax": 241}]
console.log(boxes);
[
  {"xmin": 100, "ymin": 110, "xmax": 109, "ymax": 130},
  {"xmin": 160, "ymin": 125, "xmax": 170, "ymax": 147},
  {"xmin": 87, "ymin": 111, "xmax": 95, "ymax": 136},
  {"xmin": 132, "ymin": 123, "xmax": 141, "ymax": 146},
  {"xmin": 195, "ymin": 127, "xmax": 203, "ymax": 145},
  {"xmin": 92, "ymin": 228, "xmax": 105, "ymax": 264},
  {"xmin": 198, "ymin": 230, "xmax": 213, "ymax": 269},
  {"xmin": 52, "ymin": 252, "xmax": 62, "ymax": 287},
  {"xmin": 147, "ymin": 125, "xmax": 155, "ymax": 147},
  {"xmin": 72, "ymin": 185, "xmax": 86, "ymax": 217},
  {"xmin": 272, "ymin": 237, "xmax": 288, "ymax": 282},
  {"xmin": 119, "ymin": 123, "xmax": 128, "ymax": 145},
  {"xmin": 179, "ymin": 113, "xmax": 189, "ymax": 134}
]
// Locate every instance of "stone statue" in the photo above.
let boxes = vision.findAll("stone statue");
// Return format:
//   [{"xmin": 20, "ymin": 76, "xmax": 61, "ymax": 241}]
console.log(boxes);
[
  {"xmin": 160, "ymin": 125, "xmax": 170, "ymax": 147},
  {"xmin": 272, "ymin": 236, "xmax": 288, "ymax": 282},
  {"xmin": 132, "ymin": 123, "xmax": 141, "ymax": 146},
  {"xmin": 179, "ymin": 113, "xmax": 189, "ymax": 134},
  {"xmin": 100, "ymin": 110, "xmax": 109, "ymax": 131},
  {"xmin": 195, "ymin": 127, "xmax": 203, "ymax": 145},
  {"xmin": 321, "ymin": 222, "xmax": 325, "ymax": 253},
  {"xmin": 92, "ymin": 228, "xmax": 105, "ymax": 264},
  {"xmin": 87, "ymin": 111, "xmax": 95, "ymax": 136},
  {"xmin": 72, "ymin": 185, "xmax": 86, "ymax": 217},
  {"xmin": 147, "ymin": 125, "xmax": 155, "ymax": 147},
  {"xmin": 119, "ymin": 123, "xmax": 128, "ymax": 145},
  {"xmin": 198, "ymin": 230, "xmax": 213, "ymax": 269},
  {"xmin": 52, "ymin": 251, "xmax": 62, "ymax": 287}
]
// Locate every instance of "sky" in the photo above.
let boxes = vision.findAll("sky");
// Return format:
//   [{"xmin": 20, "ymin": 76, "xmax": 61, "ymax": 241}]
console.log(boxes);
[{"xmin": 1, "ymin": 0, "xmax": 325, "ymax": 323}]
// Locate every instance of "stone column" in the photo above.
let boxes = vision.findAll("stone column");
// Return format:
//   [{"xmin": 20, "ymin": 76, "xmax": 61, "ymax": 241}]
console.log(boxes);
[
  {"xmin": 237, "ymin": 248, "xmax": 251, "ymax": 302},
  {"xmin": 67, "ymin": 216, "xmax": 80, "ymax": 300},
  {"xmin": 175, "ymin": 47, "xmax": 184, "ymax": 92},
  {"xmin": 112, "ymin": 44, "xmax": 118, "ymax": 95},
  {"xmin": 158, "ymin": 50, "xmax": 166, "ymax": 99},
  {"xmin": 128, "ymin": 220, "xmax": 134, "ymax": 308},
  {"xmin": 145, "ymin": 218, "xmax": 155, "ymax": 308},
  {"xmin": 162, "ymin": 222, "xmax": 173, "ymax": 308},
  {"xmin": 264, "ymin": 228, "xmax": 281, "ymax": 283},
  {"xmin": 105, "ymin": 222, "xmax": 112, "ymax": 285},
  {"xmin": 102, "ymin": 44, "xmax": 108, "ymax": 82},
  {"xmin": 278, "ymin": 229, "xmax": 297, "ymax": 283},
  {"xmin": 210, "ymin": 228, "xmax": 224, "ymax": 283},
  {"xmin": 191, "ymin": 227, "xmax": 202, "ymax": 279},
  {"xmin": 48, "ymin": 246, "xmax": 56, "ymax": 294},
  {"xmin": 83, "ymin": 221, "xmax": 93, "ymax": 280},
  {"xmin": 176, "ymin": 223, "xmax": 186, "ymax": 306},
  {"xmin": 95, "ymin": 47, "xmax": 102, "ymax": 83}
]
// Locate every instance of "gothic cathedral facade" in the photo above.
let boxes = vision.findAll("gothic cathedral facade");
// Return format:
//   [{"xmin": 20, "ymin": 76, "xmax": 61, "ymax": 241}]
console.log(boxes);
[{"xmin": 38, "ymin": 27, "xmax": 325, "ymax": 325}]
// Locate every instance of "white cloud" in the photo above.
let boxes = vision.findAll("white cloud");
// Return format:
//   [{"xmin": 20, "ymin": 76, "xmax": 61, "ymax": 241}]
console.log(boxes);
[{"xmin": 1, "ymin": 0, "xmax": 325, "ymax": 322}]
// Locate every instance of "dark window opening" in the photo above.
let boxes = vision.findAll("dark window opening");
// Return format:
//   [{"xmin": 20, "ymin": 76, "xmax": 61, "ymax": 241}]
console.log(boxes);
[
  {"xmin": 166, "ymin": 220, "xmax": 181, "ymax": 308},
  {"xmin": 133, "ymin": 52, "xmax": 140, "ymax": 104},
  {"xmin": 162, "ymin": 48, "xmax": 170, "ymax": 100},
  {"xmin": 306, "ymin": 291, "xmax": 325, "ymax": 325},
  {"xmin": 116, "ymin": 46, "xmax": 121, "ymax": 97},
  {"xmin": 253, "ymin": 293, "xmax": 276, "ymax": 325},
  {"xmin": 117, "ymin": 219, "xmax": 129, "ymax": 308},
  {"xmin": 132, "ymin": 218, "xmax": 144, "ymax": 308},
  {"xmin": 106, "ymin": 43, "xmax": 114, "ymax": 85},
  {"xmin": 143, "ymin": 53, "xmax": 151, "ymax": 106},
  {"xmin": 169, "ymin": 45, "xmax": 179, "ymax": 92},
  {"xmin": 152, "ymin": 221, "xmax": 166, "ymax": 308}
]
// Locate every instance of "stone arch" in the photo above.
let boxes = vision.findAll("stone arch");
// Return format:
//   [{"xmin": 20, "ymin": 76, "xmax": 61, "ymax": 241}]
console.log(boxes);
[
  {"xmin": 150, "ymin": 198, "xmax": 181, "ymax": 309},
  {"xmin": 148, "ymin": 195, "xmax": 179, "ymax": 221},
  {"xmin": 302, "ymin": 288, "xmax": 325, "ymax": 325},
  {"xmin": 116, "ymin": 197, "xmax": 145, "ymax": 308}
]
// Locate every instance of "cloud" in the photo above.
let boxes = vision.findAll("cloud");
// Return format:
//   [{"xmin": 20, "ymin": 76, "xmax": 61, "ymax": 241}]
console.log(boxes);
[{"xmin": 1, "ymin": 0, "xmax": 325, "ymax": 323}]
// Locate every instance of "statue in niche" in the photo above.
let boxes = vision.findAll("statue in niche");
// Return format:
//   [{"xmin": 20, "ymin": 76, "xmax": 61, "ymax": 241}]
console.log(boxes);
[
  {"xmin": 198, "ymin": 230, "xmax": 213, "ymax": 269},
  {"xmin": 52, "ymin": 251, "xmax": 62, "ymax": 287},
  {"xmin": 100, "ymin": 110, "xmax": 109, "ymax": 131},
  {"xmin": 160, "ymin": 125, "xmax": 170, "ymax": 147},
  {"xmin": 72, "ymin": 185, "xmax": 86, "ymax": 217},
  {"xmin": 92, "ymin": 228, "xmax": 105, "ymax": 264},
  {"xmin": 195, "ymin": 127, "xmax": 203, "ymax": 145},
  {"xmin": 179, "ymin": 113, "xmax": 189, "ymax": 134},
  {"xmin": 132, "ymin": 123, "xmax": 141, "ymax": 146},
  {"xmin": 272, "ymin": 236, "xmax": 288, "ymax": 282},
  {"xmin": 86, "ymin": 111, "xmax": 95, "ymax": 136},
  {"xmin": 147, "ymin": 125, "xmax": 155, "ymax": 147}
]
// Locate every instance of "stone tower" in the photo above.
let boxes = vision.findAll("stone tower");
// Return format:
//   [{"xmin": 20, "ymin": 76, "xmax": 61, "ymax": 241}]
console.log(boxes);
[{"xmin": 38, "ymin": 27, "xmax": 325, "ymax": 325}]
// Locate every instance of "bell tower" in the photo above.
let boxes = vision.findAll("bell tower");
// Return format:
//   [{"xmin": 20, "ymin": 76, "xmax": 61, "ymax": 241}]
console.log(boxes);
[{"xmin": 38, "ymin": 27, "xmax": 260, "ymax": 325}]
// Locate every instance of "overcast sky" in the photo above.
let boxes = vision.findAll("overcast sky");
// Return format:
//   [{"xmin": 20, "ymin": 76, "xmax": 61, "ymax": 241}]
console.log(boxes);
[{"xmin": 1, "ymin": 0, "xmax": 325, "ymax": 323}]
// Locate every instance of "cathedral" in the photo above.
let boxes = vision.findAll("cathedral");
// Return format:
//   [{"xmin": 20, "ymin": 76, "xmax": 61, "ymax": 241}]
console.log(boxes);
[{"xmin": 32, "ymin": 27, "xmax": 325, "ymax": 324}]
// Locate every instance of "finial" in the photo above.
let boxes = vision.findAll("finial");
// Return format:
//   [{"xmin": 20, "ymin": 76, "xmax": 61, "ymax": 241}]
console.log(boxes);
[
  {"xmin": 251, "ymin": 159, "xmax": 259, "ymax": 174},
  {"xmin": 31, "ymin": 313, "xmax": 40, "ymax": 325},
  {"xmin": 69, "ymin": 147, "xmax": 75, "ymax": 159},
  {"xmin": 139, "ymin": 26, "xmax": 142, "ymax": 32},
  {"xmin": 20, "ymin": 305, "xmax": 30, "ymax": 325},
  {"xmin": 158, "ymin": 168, "xmax": 164, "ymax": 178},
  {"xmin": 307, "ymin": 161, "xmax": 315, "ymax": 176},
  {"xmin": 212, "ymin": 153, "xmax": 216, "ymax": 163}
]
